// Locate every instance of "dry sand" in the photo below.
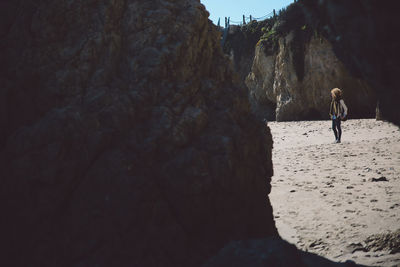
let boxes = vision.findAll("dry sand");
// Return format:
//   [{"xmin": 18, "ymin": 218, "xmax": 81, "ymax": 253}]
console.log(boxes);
[{"xmin": 269, "ymin": 119, "xmax": 400, "ymax": 266}]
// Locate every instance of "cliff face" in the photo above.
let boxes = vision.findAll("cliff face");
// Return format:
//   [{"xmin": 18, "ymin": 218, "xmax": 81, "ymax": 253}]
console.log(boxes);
[
  {"xmin": 0, "ymin": 0, "xmax": 276, "ymax": 266},
  {"xmin": 225, "ymin": 0, "xmax": 399, "ymax": 123},
  {"xmin": 224, "ymin": 20, "xmax": 278, "ymax": 121},
  {"xmin": 246, "ymin": 34, "xmax": 376, "ymax": 121},
  {"xmin": 313, "ymin": 0, "xmax": 400, "ymax": 125}
]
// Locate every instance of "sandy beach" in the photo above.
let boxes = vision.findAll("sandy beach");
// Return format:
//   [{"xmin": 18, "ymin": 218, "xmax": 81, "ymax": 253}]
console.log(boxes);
[{"xmin": 269, "ymin": 119, "xmax": 400, "ymax": 266}]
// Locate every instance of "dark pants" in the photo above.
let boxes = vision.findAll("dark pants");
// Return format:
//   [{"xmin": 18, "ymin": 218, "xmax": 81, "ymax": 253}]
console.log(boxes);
[{"xmin": 332, "ymin": 118, "xmax": 342, "ymax": 141}]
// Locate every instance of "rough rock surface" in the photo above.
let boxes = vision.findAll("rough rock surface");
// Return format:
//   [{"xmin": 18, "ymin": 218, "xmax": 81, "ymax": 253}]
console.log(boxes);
[
  {"xmin": 223, "ymin": 25, "xmax": 259, "ymax": 82},
  {"xmin": 0, "ymin": 0, "xmax": 276, "ymax": 266},
  {"xmin": 246, "ymin": 34, "xmax": 376, "ymax": 122},
  {"xmin": 245, "ymin": 44, "xmax": 277, "ymax": 120},
  {"xmin": 223, "ymin": 21, "xmax": 278, "ymax": 121}
]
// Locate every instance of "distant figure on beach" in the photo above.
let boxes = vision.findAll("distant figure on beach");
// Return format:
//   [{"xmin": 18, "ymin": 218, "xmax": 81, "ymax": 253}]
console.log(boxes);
[{"xmin": 329, "ymin": 88, "xmax": 348, "ymax": 143}]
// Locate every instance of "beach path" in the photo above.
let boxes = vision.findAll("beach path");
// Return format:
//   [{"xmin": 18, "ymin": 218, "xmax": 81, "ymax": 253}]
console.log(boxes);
[{"xmin": 269, "ymin": 119, "xmax": 400, "ymax": 266}]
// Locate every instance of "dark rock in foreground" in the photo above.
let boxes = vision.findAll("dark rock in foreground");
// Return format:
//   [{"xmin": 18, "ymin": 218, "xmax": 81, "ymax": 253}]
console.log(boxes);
[
  {"xmin": 0, "ymin": 0, "xmax": 275, "ymax": 266},
  {"xmin": 204, "ymin": 238, "xmax": 367, "ymax": 267}
]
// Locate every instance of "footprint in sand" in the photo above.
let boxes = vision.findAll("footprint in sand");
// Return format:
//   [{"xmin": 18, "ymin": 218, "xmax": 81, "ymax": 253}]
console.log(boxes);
[{"xmin": 268, "ymin": 119, "xmax": 400, "ymax": 266}]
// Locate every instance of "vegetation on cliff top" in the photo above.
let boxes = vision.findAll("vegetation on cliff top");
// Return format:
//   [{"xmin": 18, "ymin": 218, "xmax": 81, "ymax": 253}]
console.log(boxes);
[
  {"xmin": 222, "ymin": 18, "xmax": 275, "ymax": 68},
  {"xmin": 223, "ymin": 0, "xmax": 387, "ymax": 82},
  {"xmin": 223, "ymin": 1, "xmax": 316, "ymax": 81}
]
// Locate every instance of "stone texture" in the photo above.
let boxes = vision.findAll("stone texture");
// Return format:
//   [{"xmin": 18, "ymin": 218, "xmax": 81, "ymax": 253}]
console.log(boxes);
[
  {"xmin": 223, "ymin": 21, "xmax": 277, "ymax": 121},
  {"xmin": 246, "ymin": 44, "xmax": 277, "ymax": 121},
  {"xmin": 0, "ymin": 1, "xmax": 276, "ymax": 266}
]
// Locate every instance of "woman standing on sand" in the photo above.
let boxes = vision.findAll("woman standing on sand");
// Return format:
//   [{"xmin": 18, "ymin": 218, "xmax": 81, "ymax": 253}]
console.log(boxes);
[{"xmin": 329, "ymin": 88, "xmax": 348, "ymax": 143}]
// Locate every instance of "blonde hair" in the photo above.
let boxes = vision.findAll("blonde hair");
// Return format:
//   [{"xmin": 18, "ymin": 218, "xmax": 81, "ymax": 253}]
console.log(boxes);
[{"xmin": 331, "ymin": 88, "xmax": 342, "ymax": 99}]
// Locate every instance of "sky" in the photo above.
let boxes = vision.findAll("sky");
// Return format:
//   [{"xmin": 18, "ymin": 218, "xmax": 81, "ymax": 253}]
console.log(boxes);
[{"xmin": 200, "ymin": 0, "xmax": 295, "ymax": 25}]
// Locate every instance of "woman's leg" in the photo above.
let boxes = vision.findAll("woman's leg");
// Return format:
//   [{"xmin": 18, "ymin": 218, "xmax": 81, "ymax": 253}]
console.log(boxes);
[
  {"xmin": 332, "ymin": 119, "xmax": 338, "ymax": 140},
  {"xmin": 337, "ymin": 119, "xmax": 342, "ymax": 141}
]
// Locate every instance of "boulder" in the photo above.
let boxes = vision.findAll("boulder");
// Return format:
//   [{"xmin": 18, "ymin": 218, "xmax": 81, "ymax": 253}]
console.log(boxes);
[{"xmin": 0, "ymin": 0, "xmax": 276, "ymax": 266}]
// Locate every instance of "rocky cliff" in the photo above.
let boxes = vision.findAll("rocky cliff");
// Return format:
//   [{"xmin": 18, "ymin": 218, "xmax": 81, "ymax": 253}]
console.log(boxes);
[
  {"xmin": 246, "ymin": 34, "xmax": 376, "ymax": 121},
  {"xmin": 311, "ymin": 0, "xmax": 400, "ymax": 125},
  {"xmin": 0, "ymin": 0, "xmax": 276, "ymax": 266},
  {"xmin": 225, "ymin": 0, "xmax": 399, "ymax": 122},
  {"xmin": 224, "ymin": 20, "xmax": 278, "ymax": 121}
]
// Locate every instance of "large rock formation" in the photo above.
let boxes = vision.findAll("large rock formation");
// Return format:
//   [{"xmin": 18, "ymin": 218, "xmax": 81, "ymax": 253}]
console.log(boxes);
[
  {"xmin": 246, "ymin": 34, "xmax": 376, "ymax": 121},
  {"xmin": 203, "ymin": 238, "xmax": 362, "ymax": 267},
  {"xmin": 311, "ymin": 0, "xmax": 400, "ymax": 126},
  {"xmin": 0, "ymin": 0, "xmax": 276, "ymax": 266},
  {"xmin": 224, "ymin": 20, "xmax": 278, "ymax": 121},
  {"xmin": 225, "ymin": 0, "xmax": 400, "ymax": 123}
]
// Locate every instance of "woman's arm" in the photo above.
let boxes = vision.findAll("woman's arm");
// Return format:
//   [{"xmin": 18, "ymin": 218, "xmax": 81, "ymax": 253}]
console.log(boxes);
[{"xmin": 340, "ymin": 99, "xmax": 348, "ymax": 116}]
